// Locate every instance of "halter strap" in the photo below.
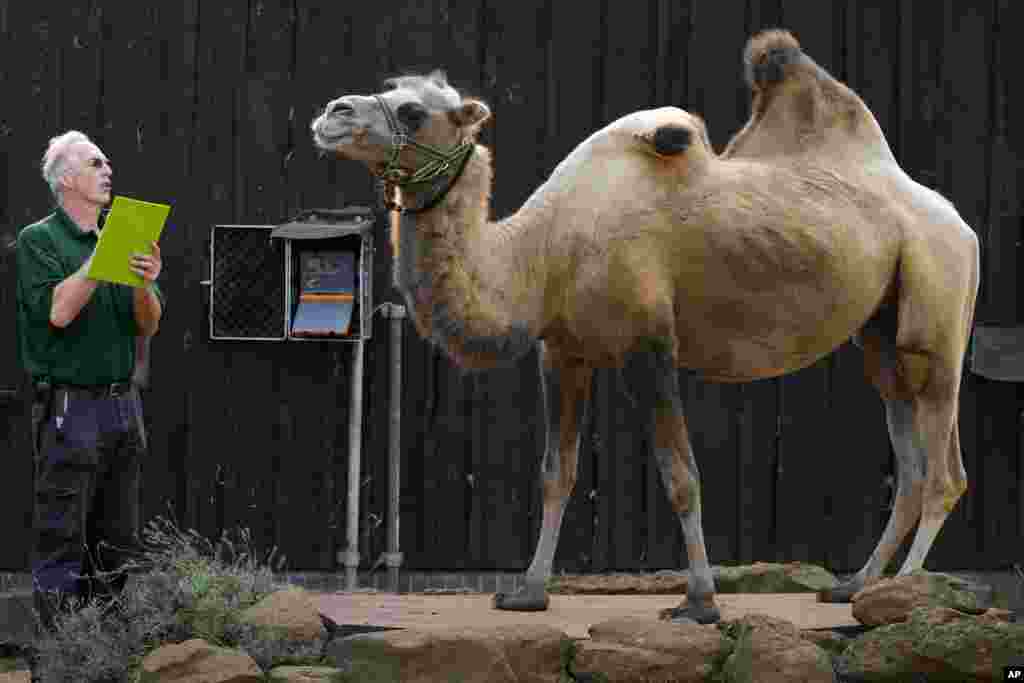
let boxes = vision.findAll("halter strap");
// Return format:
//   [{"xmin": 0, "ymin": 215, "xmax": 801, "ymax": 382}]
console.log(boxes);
[
  {"xmin": 372, "ymin": 94, "xmax": 475, "ymax": 214},
  {"xmin": 373, "ymin": 94, "xmax": 473, "ymax": 189}
]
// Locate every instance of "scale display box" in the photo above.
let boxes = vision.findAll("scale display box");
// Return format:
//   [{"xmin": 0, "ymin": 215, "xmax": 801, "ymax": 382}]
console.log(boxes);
[{"xmin": 207, "ymin": 207, "xmax": 375, "ymax": 342}]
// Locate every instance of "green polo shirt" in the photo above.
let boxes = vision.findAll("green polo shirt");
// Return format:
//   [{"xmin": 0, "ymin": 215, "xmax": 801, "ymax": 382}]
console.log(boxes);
[{"xmin": 15, "ymin": 205, "xmax": 166, "ymax": 385}]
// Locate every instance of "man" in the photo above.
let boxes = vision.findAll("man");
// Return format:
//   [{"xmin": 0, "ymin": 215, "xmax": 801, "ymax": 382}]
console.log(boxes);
[{"xmin": 14, "ymin": 130, "xmax": 165, "ymax": 654}]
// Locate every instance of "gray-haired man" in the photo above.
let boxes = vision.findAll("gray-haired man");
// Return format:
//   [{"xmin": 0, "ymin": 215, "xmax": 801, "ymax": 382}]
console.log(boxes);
[{"xmin": 15, "ymin": 130, "xmax": 166, "ymax": 677}]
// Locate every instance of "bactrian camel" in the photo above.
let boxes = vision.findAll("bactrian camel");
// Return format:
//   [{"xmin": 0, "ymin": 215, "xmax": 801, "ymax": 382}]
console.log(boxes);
[{"xmin": 310, "ymin": 29, "xmax": 979, "ymax": 624}]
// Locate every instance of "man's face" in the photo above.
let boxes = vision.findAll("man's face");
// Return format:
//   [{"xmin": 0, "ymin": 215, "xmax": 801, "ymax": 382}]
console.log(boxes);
[{"xmin": 62, "ymin": 141, "xmax": 112, "ymax": 206}]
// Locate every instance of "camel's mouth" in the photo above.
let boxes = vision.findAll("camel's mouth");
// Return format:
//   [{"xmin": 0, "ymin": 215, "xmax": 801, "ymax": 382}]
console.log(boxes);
[
  {"xmin": 313, "ymin": 128, "xmax": 352, "ymax": 148},
  {"xmin": 311, "ymin": 115, "xmax": 355, "ymax": 150}
]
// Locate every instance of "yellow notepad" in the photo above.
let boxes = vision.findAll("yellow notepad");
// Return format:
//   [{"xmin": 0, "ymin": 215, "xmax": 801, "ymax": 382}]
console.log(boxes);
[{"xmin": 87, "ymin": 196, "xmax": 171, "ymax": 287}]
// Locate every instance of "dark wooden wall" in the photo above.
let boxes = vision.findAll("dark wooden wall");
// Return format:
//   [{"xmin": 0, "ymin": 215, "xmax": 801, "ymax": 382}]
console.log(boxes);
[{"xmin": 2, "ymin": 1, "xmax": 1022, "ymax": 576}]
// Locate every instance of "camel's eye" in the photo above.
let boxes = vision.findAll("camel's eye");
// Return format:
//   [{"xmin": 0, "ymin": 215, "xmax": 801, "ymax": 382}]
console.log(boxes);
[{"xmin": 397, "ymin": 102, "xmax": 429, "ymax": 131}]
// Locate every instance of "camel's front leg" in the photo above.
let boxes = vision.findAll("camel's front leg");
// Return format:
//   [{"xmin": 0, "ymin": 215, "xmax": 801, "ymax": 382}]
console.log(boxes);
[
  {"xmin": 632, "ymin": 347, "xmax": 720, "ymax": 624},
  {"xmin": 494, "ymin": 341, "xmax": 592, "ymax": 611}
]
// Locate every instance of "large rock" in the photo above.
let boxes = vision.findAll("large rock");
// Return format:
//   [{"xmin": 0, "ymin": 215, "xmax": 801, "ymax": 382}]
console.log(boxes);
[
  {"xmin": 324, "ymin": 623, "xmax": 568, "ymax": 683},
  {"xmin": 138, "ymin": 638, "xmax": 265, "ymax": 682},
  {"xmin": 719, "ymin": 614, "xmax": 834, "ymax": 683},
  {"xmin": 237, "ymin": 586, "xmax": 325, "ymax": 642},
  {"xmin": 837, "ymin": 605, "xmax": 1024, "ymax": 682},
  {"xmin": 548, "ymin": 563, "xmax": 838, "ymax": 596},
  {"xmin": 573, "ymin": 617, "xmax": 731, "ymax": 682},
  {"xmin": 129, "ymin": 585, "xmax": 346, "ymax": 682},
  {"xmin": 852, "ymin": 570, "xmax": 990, "ymax": 626}
]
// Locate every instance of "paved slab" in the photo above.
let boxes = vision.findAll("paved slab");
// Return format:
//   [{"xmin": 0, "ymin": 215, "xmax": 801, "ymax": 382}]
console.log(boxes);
[{"xmin": 313, "ymin": 592, "xmax": 859, "ymax": 639}]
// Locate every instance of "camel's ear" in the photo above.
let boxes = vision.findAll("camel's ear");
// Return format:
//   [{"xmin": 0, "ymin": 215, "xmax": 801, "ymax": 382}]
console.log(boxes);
[
  {"xmin": 450, "ymin": 99, "xmax": 492, "ymax": 129},
  {"xmin": 428, "ymin": 69, "xmax": 449, "ymax": 87}
]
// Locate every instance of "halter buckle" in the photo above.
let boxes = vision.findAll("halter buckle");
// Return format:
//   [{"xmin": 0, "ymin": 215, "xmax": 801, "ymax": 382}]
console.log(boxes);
[{"xmin": 391, "ymin": 133, "xmax": 408, "ymax": 149}]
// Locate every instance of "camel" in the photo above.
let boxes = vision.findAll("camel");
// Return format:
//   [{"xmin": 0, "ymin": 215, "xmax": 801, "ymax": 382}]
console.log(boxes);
[{"xmin": 309, "ymin": 30, "xmax": 978, "ymax": 624}]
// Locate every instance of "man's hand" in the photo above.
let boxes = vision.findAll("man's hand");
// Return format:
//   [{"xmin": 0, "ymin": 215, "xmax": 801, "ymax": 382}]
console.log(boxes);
[
  {"xmin": 130, "ymin": 242, "xmax": 162, "ymax": 286},
  {"xmin": 131, "ymin": 241, "xmax": 162, "ymax": 336},
  {"xmin": 76, "ymin": 250, "xmax": 95, "ymax": 278}
]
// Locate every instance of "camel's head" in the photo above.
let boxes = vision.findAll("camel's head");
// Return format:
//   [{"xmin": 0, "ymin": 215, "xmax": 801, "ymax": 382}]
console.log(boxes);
[{"xmin": 311, "ymin": 70, "xmax": 491, "ymax": 176}]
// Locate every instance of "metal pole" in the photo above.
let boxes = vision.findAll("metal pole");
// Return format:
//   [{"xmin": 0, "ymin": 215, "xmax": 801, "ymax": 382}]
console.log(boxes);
[
  {"xmin": 383, "ymin": 304, "xmax": 406, "ymax": 592},
  {"xmin": 342, "ymin": 338, "xmax": 365, "ymax": 591}
]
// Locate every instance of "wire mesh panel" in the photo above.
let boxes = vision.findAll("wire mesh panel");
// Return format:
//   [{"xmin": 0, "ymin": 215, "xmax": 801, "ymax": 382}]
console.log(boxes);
[{"xmin": 210, "ymin": 225, "xmax": 286, "ymax": 340}]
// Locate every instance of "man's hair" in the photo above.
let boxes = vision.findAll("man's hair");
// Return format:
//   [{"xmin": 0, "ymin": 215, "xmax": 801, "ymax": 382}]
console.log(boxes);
[{"xmin": 41, "ymin": 130, "xmax": 93, "ymax": 198}]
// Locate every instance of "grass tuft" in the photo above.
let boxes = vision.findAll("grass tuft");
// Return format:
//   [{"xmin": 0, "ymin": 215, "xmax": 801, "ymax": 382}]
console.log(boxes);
[{"xmin": 26, "ymin": 501, "xmax": 325, "ymax": 682}]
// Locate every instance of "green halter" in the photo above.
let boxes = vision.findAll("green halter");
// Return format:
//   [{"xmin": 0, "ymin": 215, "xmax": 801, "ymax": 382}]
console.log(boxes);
[{"xmin": 373, "ymin": 94, "xmax": 474, "ymax": 189}]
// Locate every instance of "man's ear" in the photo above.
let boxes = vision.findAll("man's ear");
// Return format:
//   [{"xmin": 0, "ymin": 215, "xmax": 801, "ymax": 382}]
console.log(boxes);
[{"xmin": 449, "ymin": 99, "xmax": 492, "ymax": 129}]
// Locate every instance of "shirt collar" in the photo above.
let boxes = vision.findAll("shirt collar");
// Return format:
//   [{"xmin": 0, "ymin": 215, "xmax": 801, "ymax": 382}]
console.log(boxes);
[{"xmin": 54, "ymin": 204, "xmax": 99, "ymax": 241}]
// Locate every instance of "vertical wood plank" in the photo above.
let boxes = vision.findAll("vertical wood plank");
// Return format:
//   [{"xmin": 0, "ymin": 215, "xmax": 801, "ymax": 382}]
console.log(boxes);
[
  {"xmin": 974, "ymin": 0, "xmax": 1020, "ymax": 570},
  {"xmin": 766, "ymin": 0, "xmax": 843, "ymax": 568},
  {"xmin": 174, "ymin": 0, "xmax": 206, "ymax": 542},
  {"xmin": 820, "ymin": 0, "xmax": 902, "ymax": 574},
  {"xmin": 591, "ymin": 369, "xmax": 612, "ymax": 572},
  {"xmin": 241, "ymin": 0, "xmax": 305, "ymax": 569},
  {"xmin": 58, "ymin": 2, "xmax": 102, "ymax": 135},
  {"xmin": 186, "ymin": 0, "xmax": 249, "ymax": 546},
  {"xmin": 604, "ymin": 0, "xmax": 658, "ymax": 572},
  {"xmin": 290, "ymin": 3, "xmax": 380, "ymax": 571},
  {"xmin": 100, "ymin": 1, "xmax": 188, "ymax": 540},
  {"xmin": 2, "ymin": 2, "xmax": 74, "ymax": 569},
  {"xmin": 474, "ymin": 0, "xmax": 552, "ymax": 571},
  {"xmin": 547, "ymin": 0, "xmax": 605, "ymax": 574},
  {"xmin": 999, "ymin": 0, "xmax": 1024, "ymax": 555},
  {"xmin": 643, "ymin": 0, "xmax": 695, "ymax": 570},
  {"xmin": 0, "ymin": 0, "xmax": 25, "ymax": 570},
  {"xmin": 736, "ymin": 0, "xmax": 785, "ymax": 574},
  {"xmin": 929, "ymin": 0, "xmax": 991, "ymax": 570},
  {"xmin": 684, "ymin": 0, "xmax": 749, "ymax": 569}
]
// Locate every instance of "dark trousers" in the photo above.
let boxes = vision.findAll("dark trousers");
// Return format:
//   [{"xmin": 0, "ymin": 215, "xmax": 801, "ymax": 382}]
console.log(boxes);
[{"xmin": 30, "ymin": 384, "xmax": 148, "ymax": 634}]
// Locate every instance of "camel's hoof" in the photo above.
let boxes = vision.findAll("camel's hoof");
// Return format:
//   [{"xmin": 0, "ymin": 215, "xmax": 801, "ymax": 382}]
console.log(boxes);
[
  {"xmin": 658, "ymin": 603, "xmax": 721, "ymax": 625},
  {"xmin": 818, "ymin": 581, "xmax": 861, "ymax": 603},
  {"xmin": 493, "ymin": 586, "xmax": 549, "ymax": 611},
  {"xmin": 652, "ymin": 125, "xmax": 692, "ymax": 156}
]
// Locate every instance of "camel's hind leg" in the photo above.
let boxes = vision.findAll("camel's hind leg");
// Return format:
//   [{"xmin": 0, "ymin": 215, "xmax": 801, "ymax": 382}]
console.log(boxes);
[
  {"xmin": 820, "ymin": 395, "xmax": 926, "ymax": 602},
  {"xmin": 494, "ymin": 341, "xmax": 592, "ymax": 611},
  {"xmin": 629, "ymin": 345, "xmax": 719, "ymax": 624},
  {"xmin": 897, "ymin": 395, "xmax": 965, "ymax": 574}
]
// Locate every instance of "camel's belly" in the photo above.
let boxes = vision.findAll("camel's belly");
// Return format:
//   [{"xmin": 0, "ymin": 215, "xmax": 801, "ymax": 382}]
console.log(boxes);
[{"xmin": 563, "ymin": 229, "xmax": 897, "ymax": 376}]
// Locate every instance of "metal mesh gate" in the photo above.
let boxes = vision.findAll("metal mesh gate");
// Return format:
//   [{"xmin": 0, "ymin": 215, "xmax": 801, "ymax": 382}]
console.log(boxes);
[{"xmin": 209, "ymin": 225, "xmax": 286, "ymax": 340}]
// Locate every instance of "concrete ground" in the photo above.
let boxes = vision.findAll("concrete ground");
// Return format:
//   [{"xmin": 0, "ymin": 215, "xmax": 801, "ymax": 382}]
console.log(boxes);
[{"xmin": 314, "ymin": 591, "xmax": 861, "ymax": 639}]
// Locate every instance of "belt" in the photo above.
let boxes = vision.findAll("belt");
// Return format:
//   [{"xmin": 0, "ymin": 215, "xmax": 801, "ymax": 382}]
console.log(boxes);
[{"xmin": 52, "ymin": 382, "xmax": 134, "ymax": 399}]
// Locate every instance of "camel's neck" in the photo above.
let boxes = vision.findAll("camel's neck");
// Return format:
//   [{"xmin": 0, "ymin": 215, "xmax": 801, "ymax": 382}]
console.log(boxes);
[{"xmin": 394, "ymin": 146, "xmax": 547, "ymax": 369}]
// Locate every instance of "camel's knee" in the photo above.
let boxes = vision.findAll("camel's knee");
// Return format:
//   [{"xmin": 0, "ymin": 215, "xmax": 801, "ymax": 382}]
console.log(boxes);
[
  {"xmin": 541, "ymin": 471, "xmax": 576, "ymax": 501},
  {"xmin": 921, "ymin": 473, "xmax": 967, "ymax": 519},
  {"xmin": 540, "ymin": 448, "xmax": 577, "ymax": 501},
  {"xmin": 654, "ymin": 446, "xmax": 701, "ymax": 515},
  {"xmin": 863, "ymin": 337, "xmax": 932, "ymax": 401}
]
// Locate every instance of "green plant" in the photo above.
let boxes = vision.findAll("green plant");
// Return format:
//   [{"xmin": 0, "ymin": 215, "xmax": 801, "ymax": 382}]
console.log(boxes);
[{"xmin": 29, "ymin": 501, "xmax": 299, "ymax": 682}]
